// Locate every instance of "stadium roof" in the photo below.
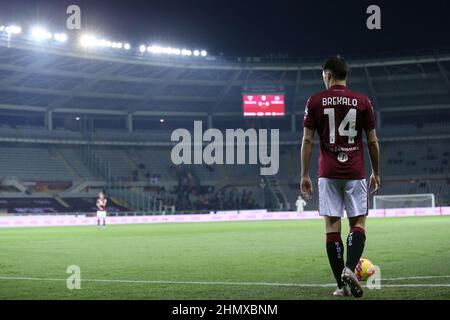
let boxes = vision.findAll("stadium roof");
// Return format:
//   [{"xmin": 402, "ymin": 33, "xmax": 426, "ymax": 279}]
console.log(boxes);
[{"xmin": 0, "ymin": 37, "xmax": 450, "ymax": 117}]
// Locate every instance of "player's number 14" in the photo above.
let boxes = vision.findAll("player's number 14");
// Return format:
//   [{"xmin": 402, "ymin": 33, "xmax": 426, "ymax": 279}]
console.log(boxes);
[{"xmin": 324, "ymin": 108, "xmax": 357, "ymax": 144}]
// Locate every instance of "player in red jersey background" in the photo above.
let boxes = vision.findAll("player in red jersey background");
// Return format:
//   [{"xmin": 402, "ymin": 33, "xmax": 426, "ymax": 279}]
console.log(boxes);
[
  {"xmin": 96, "ymin": 191, "xmax": 107, "ymax": 229},
  {"xmin": 301, "ymin": 56, "xmax": 381, "ymax": 298}
]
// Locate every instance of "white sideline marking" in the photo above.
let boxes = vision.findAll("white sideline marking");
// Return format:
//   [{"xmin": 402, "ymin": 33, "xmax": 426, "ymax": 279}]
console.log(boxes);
[
  {"xmin": 383, "ymin": 275, "xmax": 450, "ymax": 281},
  {"xmin": 382, "ymin": 284, "xmax": 450, "ymax": 287},
  {"xmin": 0, "ymin": 276, "xmax": 334, "ymax": 287},
  {"xmin": 0, "ymin": 275, "xmax": 449, "ymax": 288}
]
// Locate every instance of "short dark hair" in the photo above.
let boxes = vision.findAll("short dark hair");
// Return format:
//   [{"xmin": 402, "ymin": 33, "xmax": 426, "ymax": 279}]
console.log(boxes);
[{"xmin": 322, "ymin": 56, "xmax": 348, "ymax": 80}]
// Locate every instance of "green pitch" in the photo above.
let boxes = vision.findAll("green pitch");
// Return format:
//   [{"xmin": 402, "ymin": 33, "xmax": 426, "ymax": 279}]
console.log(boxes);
[{"xmin": 0, "ymin": 216, "xmax": 449, "ymax": 300}]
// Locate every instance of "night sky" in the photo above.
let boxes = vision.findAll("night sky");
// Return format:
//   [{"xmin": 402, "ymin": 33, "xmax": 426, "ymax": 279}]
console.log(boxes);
[{"xmin": 1, "ymin": 0, "xmax": 449, "ymax": 57}]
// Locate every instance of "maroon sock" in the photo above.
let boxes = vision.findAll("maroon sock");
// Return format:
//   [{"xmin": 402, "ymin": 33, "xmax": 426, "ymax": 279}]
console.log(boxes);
[
  {"xmin": 346, "ymin": 227, "xmax": 366, "ymax": 271},
  {"xmin": 326, "ymin": 232, "xmax": 345, "ymax": 288}
]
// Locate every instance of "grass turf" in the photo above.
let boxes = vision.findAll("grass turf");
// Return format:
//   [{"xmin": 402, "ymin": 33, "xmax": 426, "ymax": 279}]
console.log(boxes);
[{"xmin": 0, "ymin": 216, "xmax": 449, "ymax": 300}]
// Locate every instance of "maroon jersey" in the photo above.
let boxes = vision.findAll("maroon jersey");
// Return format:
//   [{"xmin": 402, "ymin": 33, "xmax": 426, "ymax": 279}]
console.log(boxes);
[
  {"xmin": 303, "ymin": 85, "xmax": 376, "ymax": 179},
  {"xmin": 97, "ymin": 198, "xmax": 107, "ymax": 211}
]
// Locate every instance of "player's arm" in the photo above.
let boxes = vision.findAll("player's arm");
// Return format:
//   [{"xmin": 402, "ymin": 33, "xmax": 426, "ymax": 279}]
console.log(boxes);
[
  {"xmin": 96, "ymin": 201, "xmax": 102, "ymax": 211},
  {"xmin": 366, "ymin": 128, "xmax": 381, "ymax": 194},
  {"xmin": 300, "ymin": 127, "xmax": 315, "ymax": 200},
  {"xmin": 364, "ymin": 97, "xmax": 380, "ymax": 194}
]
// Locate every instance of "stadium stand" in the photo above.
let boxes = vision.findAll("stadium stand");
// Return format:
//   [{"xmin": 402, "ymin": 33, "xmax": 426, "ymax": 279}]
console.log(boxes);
[
  {"xmin": 0, "ymin": 36, "xmax": 449, "ymax": 213},
  {"xmin": 0, "ymin": 197, "xmax": 67, "ymax": 214},
  {"xmin": 0, "ymin": 145, "xmax": 76, "ymax": 181}
]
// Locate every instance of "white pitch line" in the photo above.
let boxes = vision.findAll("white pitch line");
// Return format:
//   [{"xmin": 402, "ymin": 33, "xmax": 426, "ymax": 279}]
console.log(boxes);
[
  {"xmin": 0, "ymin": 275, "xmax": 449, "ymax": 288},
  {"xmin": 0, "ymin": 276, "xmax": 334, "ymax": 288},
  {"xmin": 382, "ymin": 284, "xmax": 450, "ymax": 287},
  {"xmin": 383, "ymin": 275, "xmax": 450, "ymax": 281}
]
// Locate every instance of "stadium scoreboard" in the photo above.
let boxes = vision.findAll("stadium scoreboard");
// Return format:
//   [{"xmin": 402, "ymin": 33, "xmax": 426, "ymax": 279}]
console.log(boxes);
[{"xmin": 242, "ymin": 94, "xmax": 285, "ymax": 117}]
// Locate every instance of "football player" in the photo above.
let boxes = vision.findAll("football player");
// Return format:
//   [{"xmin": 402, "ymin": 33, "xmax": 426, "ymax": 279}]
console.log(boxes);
[
  {"xmin": 96, "ymin": 191, "xmax": 107, "ymax": 228},
  {"xmin": 301, "ymin": 56, "xmax": 380, "ymax": 298}
]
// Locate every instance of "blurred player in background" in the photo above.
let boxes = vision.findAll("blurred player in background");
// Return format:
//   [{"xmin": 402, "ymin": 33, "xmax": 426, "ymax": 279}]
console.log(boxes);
[
  {"xmin": 96, "ymin": 191, "xmax": 107, "ymax": 229},
  {"xmin": 295, "ymin": 195, "xmax": 307, "ymax": 213},
  {"xmin": 300, "ymin": 56, "xmax": 380, "ymax": 298}
]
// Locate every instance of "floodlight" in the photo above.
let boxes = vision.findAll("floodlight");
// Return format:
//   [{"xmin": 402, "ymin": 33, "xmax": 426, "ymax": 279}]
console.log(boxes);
[
  {"xmin": 54, "ymin": 33, "xmax": 68, "ymax": 42},
  {"xmin": 97, "ymin": 39, "xmax": 108, "ymax": 47},
  {"xmin": 0, "ymin": 23, "xmax": 207, "ymax": 58},
  {"xmin": 80, "ymin": 34, "xmax": 97, "ymax": 47},
  {"xmin": 152, "ymin": 46, "xmax": 163, "ymax": 54},
  {"xmin": 5, "ymin": 25, "xmax": 21, "ymax": 34},
  {"xmin": 31, "ymin": 27, "xmax": 53, "ymax": 41}
]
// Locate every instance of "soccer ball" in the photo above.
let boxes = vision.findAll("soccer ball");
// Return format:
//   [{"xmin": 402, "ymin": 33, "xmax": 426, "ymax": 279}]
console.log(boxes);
[{"xmin": 354, "ymin": 257, "xmax": 376, "ymax": 281}]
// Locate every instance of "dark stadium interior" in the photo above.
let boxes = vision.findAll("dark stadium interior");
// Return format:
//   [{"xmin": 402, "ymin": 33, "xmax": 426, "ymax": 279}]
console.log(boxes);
[
  {"xmin": 2, "ymin": 0, "xmax": 450, "ymax": 57},
  {"xmin": 0, "ymin": 39, "xmax": 449, "ymax": 214},
  {"xmin": 0, "ymin": 0, "xmax": 450, "ymax": 304},
  {"xmin": 0, "ymin": 0, "xmax": 449, "ymax": 215}
]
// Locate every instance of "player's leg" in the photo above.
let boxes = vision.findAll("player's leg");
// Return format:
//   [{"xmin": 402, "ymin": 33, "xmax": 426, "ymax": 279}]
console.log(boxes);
[
  {"xmin": 324, "ymin": 216, "xmax": 347, "ymax": 294},
  {"xmin": 346, "ymin": 215, "xmax": 366, "ymax": 270},
  {"xmin": 344, "ymin": 178, "xmax": 368, "ymax": 270},
  {"xmin": 319, "ymin": 178, "xmax": 349, "ymax": 296},
  {"xmin": 341, "ymin": 215, "xmax": 366, "ymax": 298},
  {"xmin": 341, "ymin": 179, "xmax": 368, "ymax": 298}
]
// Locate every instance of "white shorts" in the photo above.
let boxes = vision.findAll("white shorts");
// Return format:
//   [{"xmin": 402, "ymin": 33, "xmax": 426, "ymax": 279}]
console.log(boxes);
[
  {"xmin": 318, "ymin": 177, "xmax": 368, "ymax": 218},
  {"xmin": 96, "ymin": 211, "xmax": 107, "ymax": 218}
]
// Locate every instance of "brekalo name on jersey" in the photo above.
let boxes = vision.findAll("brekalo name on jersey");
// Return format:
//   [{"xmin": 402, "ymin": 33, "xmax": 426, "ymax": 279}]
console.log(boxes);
[{"xmin": 322, "ymin": 96, "xmax": 358, "ymax": 107}]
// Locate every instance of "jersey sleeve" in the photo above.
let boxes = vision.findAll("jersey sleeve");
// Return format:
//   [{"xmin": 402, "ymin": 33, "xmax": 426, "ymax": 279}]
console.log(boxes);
[
  {"xmin": 303, "ymin": 96, "xmax": 316, "ymax": 129},
  {"xmin": 363, "ymin": 97, "xmax": 376, "ymax": 131}
]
